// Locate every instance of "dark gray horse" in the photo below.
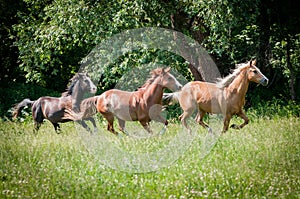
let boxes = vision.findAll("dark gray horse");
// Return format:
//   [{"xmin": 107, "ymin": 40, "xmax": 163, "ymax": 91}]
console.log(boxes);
[{"xmin": 12, "ymin": 73, "xmax": 97, "ymax": 133}]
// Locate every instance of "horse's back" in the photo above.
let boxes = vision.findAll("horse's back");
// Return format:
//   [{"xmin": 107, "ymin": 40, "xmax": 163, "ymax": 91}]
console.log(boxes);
[
  {"xmin": 180, "ymin": 81, "xmax": 224, "ymax": 114},
  {"xmin": 182, "ymin": 81, "xmax": 219, "ymax": 100},
  {"xmin": 34, "ymin": 96, "xmax": 70, "ymax": 123},
  {"xmin": 97, "ymin": 89, "xmax": 142, "ymax": 121}
]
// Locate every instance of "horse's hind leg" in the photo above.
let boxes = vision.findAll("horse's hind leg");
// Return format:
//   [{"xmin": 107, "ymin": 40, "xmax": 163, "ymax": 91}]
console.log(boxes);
[
  {"xmin": 230, "ymin": 110, "xmax": 249, "ymax": 130},
  {"xmin": 32, "ymin": 102, "xmax": 43, "ymax": 132},
  {"xmin": 179, "ymin": 109, "xmax": 194, "ymax": 133},
  {"xmin": 34, "ymin": 121, "xmax": 41, "ymax": 132},
  {"xmin": 52, "ymin": 123, "xmax": 61, "ymax": 133},
  {"xmin": 195, "ymin": 110, "xmax": 212, "ymax": 133},
  {"xmin": 102, "ymin": 113, "xmax": 117, "ymax": 135}
]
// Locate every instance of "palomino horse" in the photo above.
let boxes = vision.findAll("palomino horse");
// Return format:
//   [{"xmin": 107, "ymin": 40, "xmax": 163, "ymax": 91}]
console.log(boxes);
[
  {"xmin": 63, "ymin": 67, "xmax": 182, "ymax": 135},
  {"xmin": 12, "ymin": 73, "xmax": 97, "ymax": 132},
  {"xmin": 163, "ymin": 60, "xmax": 268, "ymax": 133}
]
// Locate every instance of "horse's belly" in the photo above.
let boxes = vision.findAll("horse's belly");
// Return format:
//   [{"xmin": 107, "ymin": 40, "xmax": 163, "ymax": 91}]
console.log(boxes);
[
  {"xmin": 112, "ymin": 107, "xmax": 136, "ymax": 121},
  {"xmin": 116, "ymin": 113, "xmax": 134, "ymax": 121},
  {"xmin": 46, "ymin": 110, "xmax": 64, "ymax": 122},
  {"xmin": 199, "ymin": 98, "xmax": 226, "ymax": 114}
]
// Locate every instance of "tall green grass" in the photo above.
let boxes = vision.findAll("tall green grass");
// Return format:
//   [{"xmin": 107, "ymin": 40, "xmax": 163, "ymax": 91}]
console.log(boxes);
[{"xmin": 1, "ymin": 116, "xmax": 299, "ymax": 198}]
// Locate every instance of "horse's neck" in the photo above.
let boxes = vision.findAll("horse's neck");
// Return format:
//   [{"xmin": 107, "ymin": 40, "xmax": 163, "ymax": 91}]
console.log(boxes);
[
  {"xmin": 71, "ymin": 82, "xmax": 84, "ymax": 111},
  {"xmin": 142, "ymin": 78, "xmax": 164, "ymax": 103},
  {"xmin": 227, "ymin": 70, "xmax": 249, "ymax": 99}
]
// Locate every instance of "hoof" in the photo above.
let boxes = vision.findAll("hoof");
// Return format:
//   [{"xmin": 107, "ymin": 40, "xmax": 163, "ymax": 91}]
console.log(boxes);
[
  {"xmin": 93, "ymin": 128, "xmax": 98, "ymax": 134},
  {"xmin": 122, "ymin": 130, "xmax": 129, "ymax": 136},
  {"xmin": 159, "ymin": 125, "xmax": 167, "ymax": 135},
  {"xmin": 207, "ymin": 127, "xmax": 213, "ymax": 134},
  {"xmin": 230, "ymin": 124, "xmax": 239, "ymax": 129}
]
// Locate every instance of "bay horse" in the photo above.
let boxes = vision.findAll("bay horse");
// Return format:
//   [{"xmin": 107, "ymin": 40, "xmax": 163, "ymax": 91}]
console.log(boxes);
[
  {"xmin": 63, "ymin": 67, "xmax": 182, "ymax": 135},
  {"xmin": 163, "ymin": 60, "xmax": 269, "ymax": 133},
  {"xmin": 12, "ymin": 73, "xmax": 97, "ymax": 133}
]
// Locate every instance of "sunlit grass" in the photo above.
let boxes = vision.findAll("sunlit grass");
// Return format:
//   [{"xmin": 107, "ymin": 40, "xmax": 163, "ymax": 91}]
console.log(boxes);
[{"xmin": 0, "ymin": 116, "xmax": 299, "ymax": 198}]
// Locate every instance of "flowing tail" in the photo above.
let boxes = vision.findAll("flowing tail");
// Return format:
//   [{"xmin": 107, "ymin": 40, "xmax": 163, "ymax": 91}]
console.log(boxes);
[
  {"xmin": 63, "ymin": 96, "xmax": 99, "ymax": 121},
  {"xmin": 12, "ymin": 98, "xmax": 35, "ymax": 119},
  {"xmin": 162, "ymin": 92, "xmax": 180, "ymax": 106}
]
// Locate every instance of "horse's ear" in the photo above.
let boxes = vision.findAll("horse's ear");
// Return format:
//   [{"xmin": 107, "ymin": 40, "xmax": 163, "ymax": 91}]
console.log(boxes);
[
  {"xmin": 156, "ymin": 68, "xmax": 163, "ymax": 75},
  {"xmin": 164, "ymin": 67, "xmax": 171, "ymax": 73},
  {"xmin": 71, "ymin": 73, "xmax": 79, "ymax": 81},
  {"xmin": 250, "ymin": 59, "xmax": 256, "ymax": 66}
]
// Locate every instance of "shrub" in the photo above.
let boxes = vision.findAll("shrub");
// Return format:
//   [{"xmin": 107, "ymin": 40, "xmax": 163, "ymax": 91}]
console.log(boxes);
[{"xmin": 0, "ymin": 83, "xmax": 60, "ymax": 119}]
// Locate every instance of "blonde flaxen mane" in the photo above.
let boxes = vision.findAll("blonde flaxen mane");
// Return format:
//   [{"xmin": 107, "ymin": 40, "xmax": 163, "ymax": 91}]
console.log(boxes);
[{"xmin": 216, "ymin": 62, "xmax": 250, "ymax": 88}]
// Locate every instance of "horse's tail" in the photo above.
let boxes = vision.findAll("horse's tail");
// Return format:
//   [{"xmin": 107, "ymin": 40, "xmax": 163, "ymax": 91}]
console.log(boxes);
[
  {"xmin": 162, "ymin": 92, "xmax": 181, "ymax": 106},
  {"xmin": 63, "ymin": 96, "xmax": 99, "ymax": 121},
  {"xmin": 12, "ymin": 98, "xmax": 35, "ymax": 119}
]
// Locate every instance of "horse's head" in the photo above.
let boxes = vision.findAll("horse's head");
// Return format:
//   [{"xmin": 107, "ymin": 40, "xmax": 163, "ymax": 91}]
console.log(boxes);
[
  {"xmin": 246, "ymin": 60, "xmax": 269, "ymax": 86},
  {"xmin": 77, "ymin": 73, "xmax": 97, "ymax": 94},
  {"xmin": 159, "ymin": 67, "xmax": 182, "ymax": 91},
  {"xmin": 68, "ymin": 73, "xmax": 97, "ymax": 96}
]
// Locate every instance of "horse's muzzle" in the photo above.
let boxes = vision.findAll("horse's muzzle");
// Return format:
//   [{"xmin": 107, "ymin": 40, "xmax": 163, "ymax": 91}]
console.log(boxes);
[
  {"xmin": 260, "ymin": 78, "xmax": 269, "ymax": 86},
  {"xmin": 178, "ymin": 85, "xmax": 183, "ymax": 90},
  {"xmin": 90, "ymin": 87, "xmax": 97, "ymax": 94}
]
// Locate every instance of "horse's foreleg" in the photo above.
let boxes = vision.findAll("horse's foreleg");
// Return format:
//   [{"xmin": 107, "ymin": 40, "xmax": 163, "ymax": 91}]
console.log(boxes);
[
  {"xmin": 86, "ymin": 117, "xmax": 98, "ymax": 134},
  {"xmin": 78, "ymin": 120, "xmax": 92, "ymax": 133},
  {"xmin": 140, "ymin": 121, "xmax": 152, "ymax": 134},
  {"xmin": 117, "ymin": 118, "xmax": 128, "ymax": 135},
  {"xmin": 152, "ymin": 114, "xmax": 168, "ymax": 135},
  {"xmin": 152, "ymin": 114, "xmax": 167, "ymax": 125},
  {"xmin": 230, "ymin": 110, "xmax": 249, "ymax": 130},
  {"xmin": 222, "ymin": 114, "xmax": 232, "ymax": 133}
]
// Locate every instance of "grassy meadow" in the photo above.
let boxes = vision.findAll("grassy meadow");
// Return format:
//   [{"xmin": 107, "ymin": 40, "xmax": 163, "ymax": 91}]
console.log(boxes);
[{"xmin": 0, "ymin": 114, "xmax": 299, "ymax": 198}]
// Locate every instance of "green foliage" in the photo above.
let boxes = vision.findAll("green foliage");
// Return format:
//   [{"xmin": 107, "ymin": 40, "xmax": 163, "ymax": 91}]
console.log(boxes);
[
  {"xmin": 98, "ymin": 49, "xmax": 190, "ymax": 93},
  {"xmin": 1, "ymin": 0, "xmax": 299, "ymax": 119},
  {"xmin": 0, "ymin": 82, "xmax": 59, "ymax": 119},
  {"xmin": 13, "ymin": 0, "xmax": 174, "ymax": 90},
  {"xmin": 270, "ymin": 33, "xmax": 300, "ymax": 83},
  {"xmin": 175, "ymin": 0, "xmax": 260, "ymax": 61},
  {"xmin": 12, "ymin": 0, "xmax": 267, "ymax": 90},
  {"xmin": 248, "ymin": 98, "xmax": 300, "ymax": 119}
]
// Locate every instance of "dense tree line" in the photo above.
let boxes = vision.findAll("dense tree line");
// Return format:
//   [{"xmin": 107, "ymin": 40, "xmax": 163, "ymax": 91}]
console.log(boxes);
[{"xmin": 0, "ymin": 0, "xmax": 299, "ymax": 117}]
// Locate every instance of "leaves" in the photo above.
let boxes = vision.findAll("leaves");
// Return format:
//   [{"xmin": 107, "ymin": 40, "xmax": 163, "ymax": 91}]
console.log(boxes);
[{"xmin": 8, "ymin": 0, "xmax": 300, "ymax": 101}]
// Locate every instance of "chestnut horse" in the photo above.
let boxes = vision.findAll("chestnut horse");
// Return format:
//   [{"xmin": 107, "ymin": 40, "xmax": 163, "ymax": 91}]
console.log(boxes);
[
  {"xmin": 12, "ymin": 73, "xmax": 97, "ymax": 132},
  {"xmin": 163, "ymin": 60, "xmax": 268, "ymax": 133},
  {"xmin": 63, "ymin": 67, "xmax": 182, "ymax": 135}
]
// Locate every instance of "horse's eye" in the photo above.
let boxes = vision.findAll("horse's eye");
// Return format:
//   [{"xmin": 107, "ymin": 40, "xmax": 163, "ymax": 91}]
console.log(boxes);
[{"xmin": 253, "ymin": 70, "xmax": 258, "ymax": 74}]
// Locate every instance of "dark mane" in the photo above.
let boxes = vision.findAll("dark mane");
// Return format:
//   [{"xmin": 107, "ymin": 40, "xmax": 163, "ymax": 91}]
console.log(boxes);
[
  {"xmin": 137, "ymin": 68, "xmax": 163, "ymax": 91},
  {"xmin": 61, "ymin": 73, "xmax": 82, "ymax": 96}
]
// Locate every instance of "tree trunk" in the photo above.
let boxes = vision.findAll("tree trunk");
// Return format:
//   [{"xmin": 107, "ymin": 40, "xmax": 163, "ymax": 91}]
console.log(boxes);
[
  {"xmin": 286, "ymin": 36, "xmax": 296, "ymax": 100},
  {"xmin": 170, "ymin": 13, "xmax": 217, "ymax": 82},
  {"xmin": 257, "ymin": 0, "xmax": 271, "ymax": 73}
]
